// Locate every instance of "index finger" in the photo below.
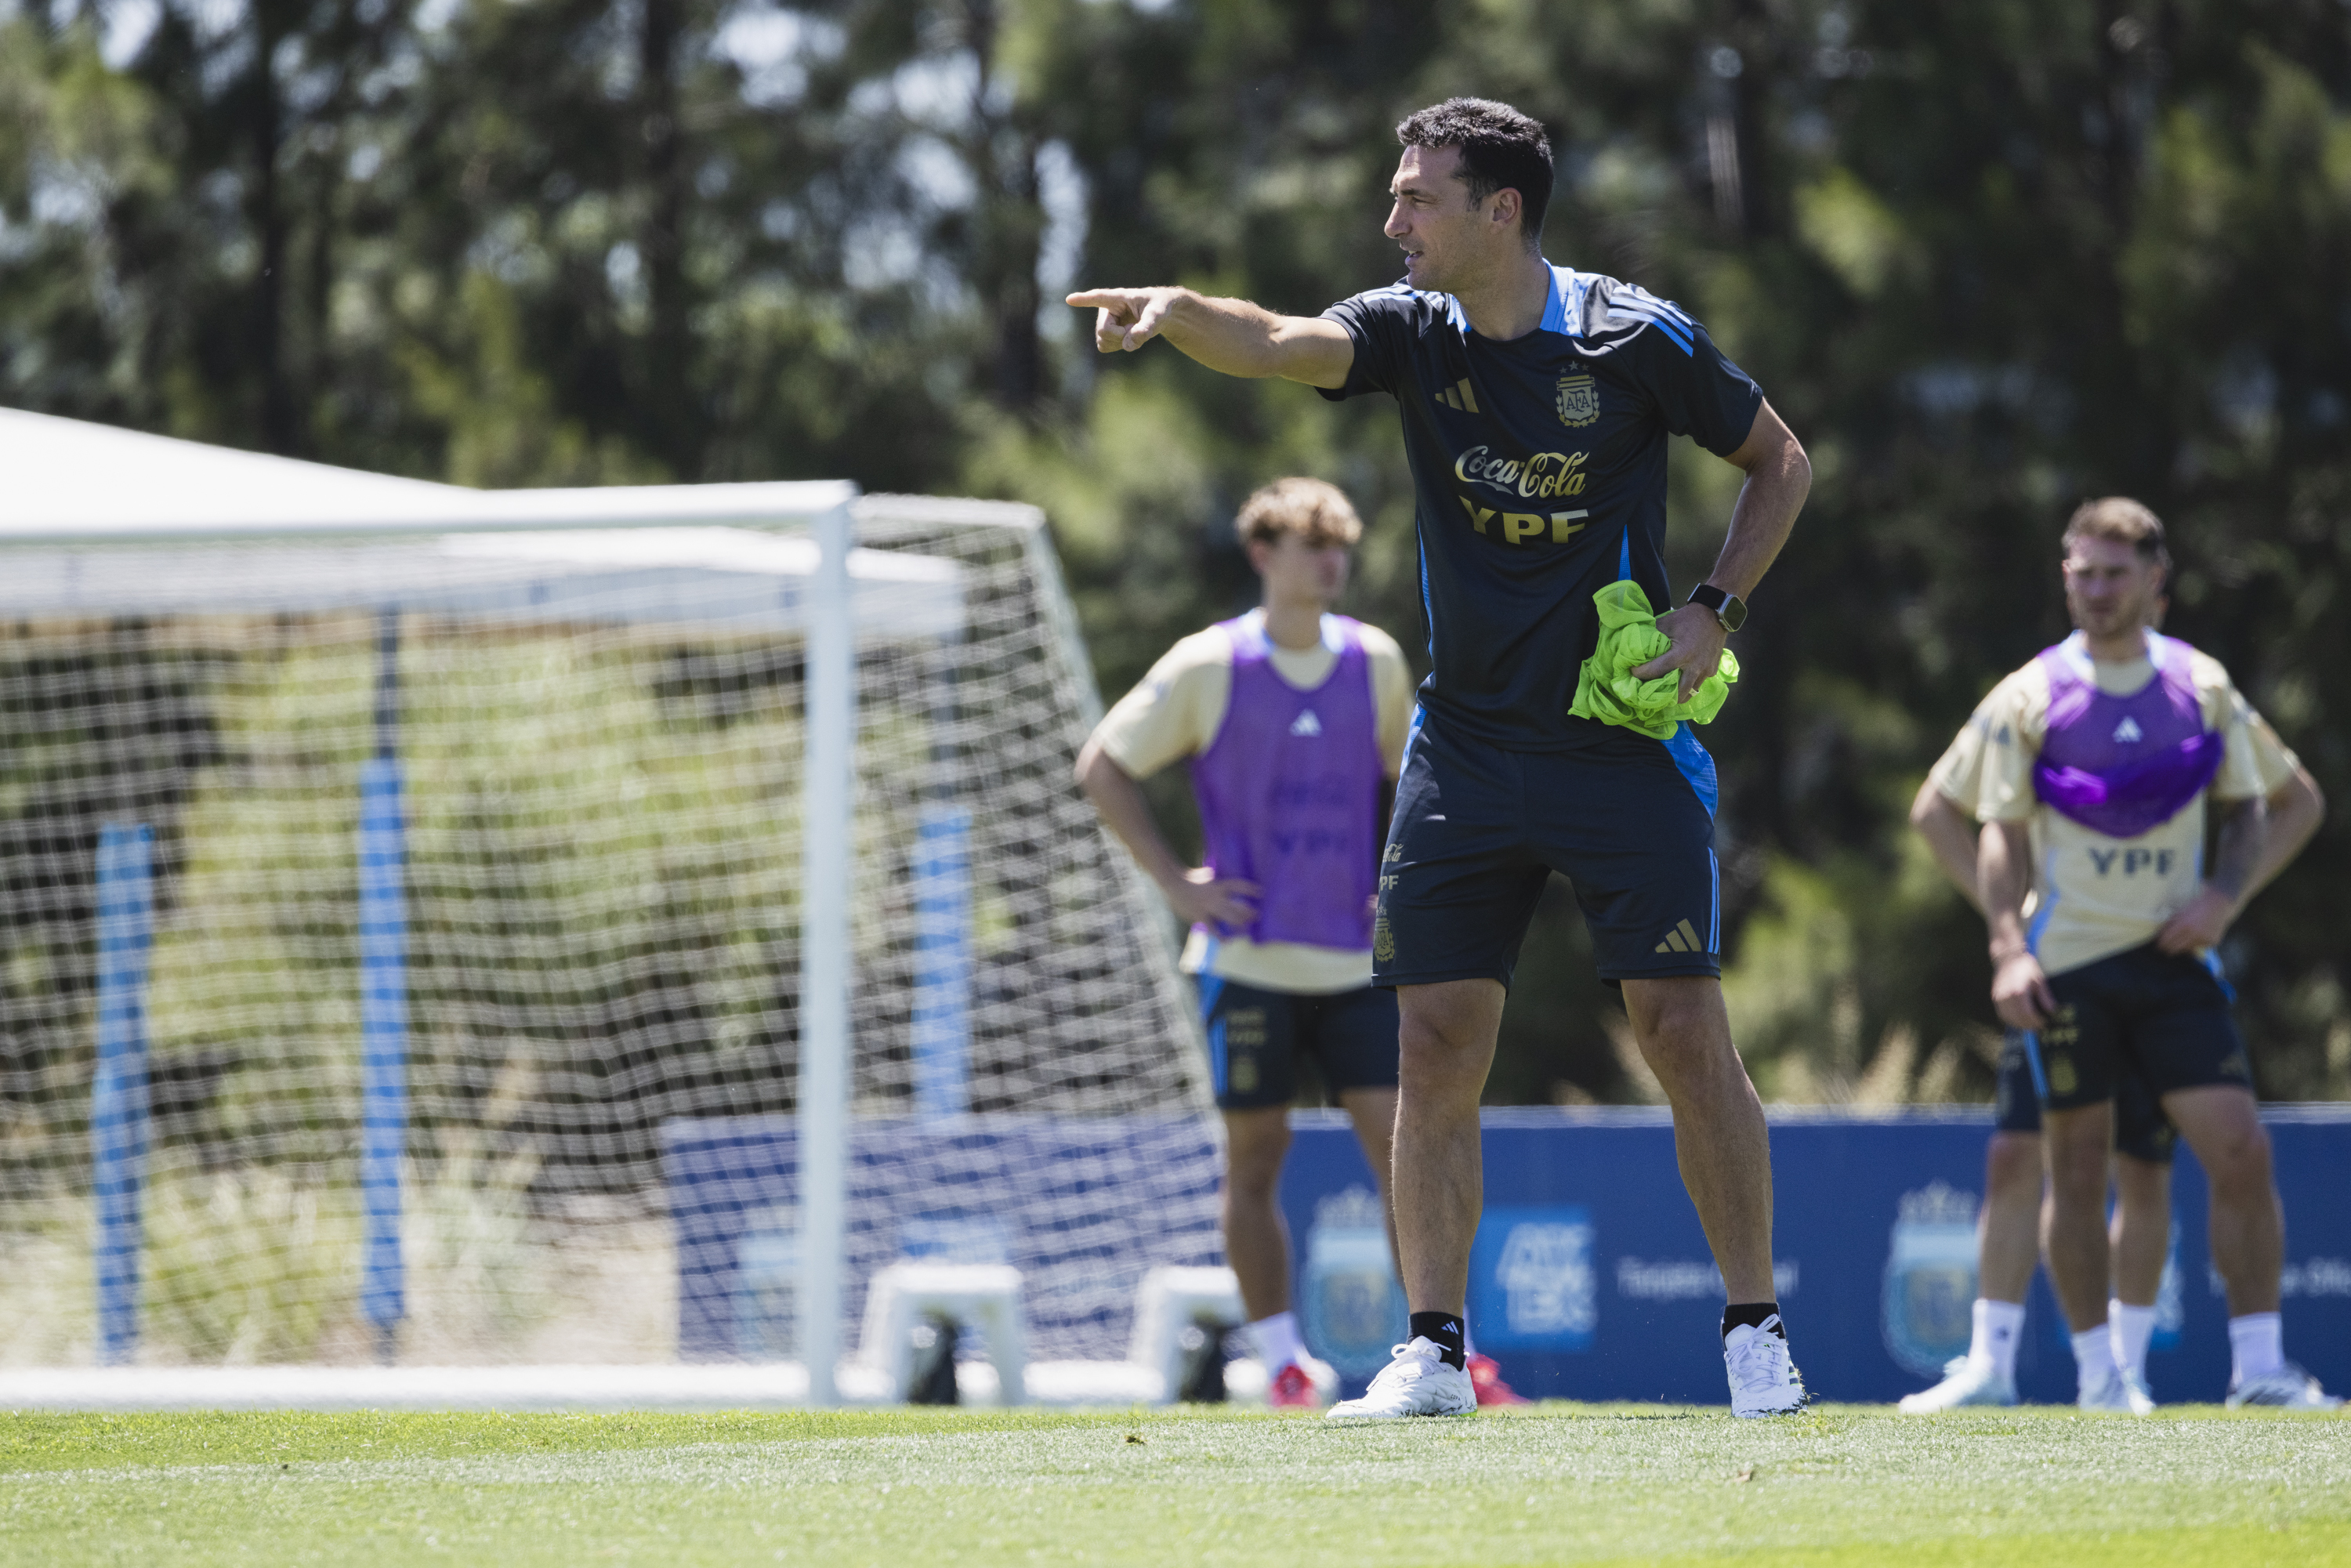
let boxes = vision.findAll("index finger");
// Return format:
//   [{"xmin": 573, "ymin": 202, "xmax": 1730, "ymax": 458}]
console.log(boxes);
[{"xmin": 1064, "ymin": 289, "xmax": 1133, "ymax": 310}]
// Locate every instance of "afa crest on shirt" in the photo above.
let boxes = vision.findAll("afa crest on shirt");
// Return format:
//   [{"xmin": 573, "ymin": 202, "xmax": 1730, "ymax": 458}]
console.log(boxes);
[{"xmin": 1555, "ymin": 374, "xmax": 1600, "ymax": 428}]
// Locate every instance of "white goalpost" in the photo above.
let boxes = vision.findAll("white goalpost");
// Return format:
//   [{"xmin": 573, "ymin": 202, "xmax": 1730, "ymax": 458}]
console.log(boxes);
[{"xmin": 0, "ymin": 410, "xmax": 1215, "ymax": 1407}]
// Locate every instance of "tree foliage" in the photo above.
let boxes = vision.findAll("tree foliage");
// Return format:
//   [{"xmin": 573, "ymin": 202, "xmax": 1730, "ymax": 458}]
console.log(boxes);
[{"xmin": 5, "ymin": 0, "xmax": 2348, "ymax": 1103}]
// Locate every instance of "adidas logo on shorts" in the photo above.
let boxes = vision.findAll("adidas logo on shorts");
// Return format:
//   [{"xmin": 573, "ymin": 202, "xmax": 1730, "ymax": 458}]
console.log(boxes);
[{"xmin": 1654, "ymin": 918, "xmax": 1706, "ymax": 955}]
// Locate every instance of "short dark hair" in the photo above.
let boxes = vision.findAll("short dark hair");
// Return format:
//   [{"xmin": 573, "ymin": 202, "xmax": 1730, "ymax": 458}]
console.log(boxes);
[
  {"xmin": 1395, "ymin": 98, "xmax": 1554, "ymax": 248},
  {"xmin": 2063, "ymin": 497, "xmax": 2171, "ymax": 574}
]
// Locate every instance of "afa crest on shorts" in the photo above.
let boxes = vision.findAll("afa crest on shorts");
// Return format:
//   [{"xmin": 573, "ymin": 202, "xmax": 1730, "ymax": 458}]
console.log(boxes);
[
  {"xmin": 1881, "ymin": 1180, "xmax": 1980, "ymax": 1377},
  {"xmin": 1555, "ymin": 374, "xmax": 1600, "ymax": 428}
]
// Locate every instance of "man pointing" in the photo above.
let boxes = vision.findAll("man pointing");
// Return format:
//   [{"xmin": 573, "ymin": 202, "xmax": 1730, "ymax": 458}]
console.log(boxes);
[{"xmin": 1072, "ymin": 96, "xmax": 1813, "ymax": 1417}]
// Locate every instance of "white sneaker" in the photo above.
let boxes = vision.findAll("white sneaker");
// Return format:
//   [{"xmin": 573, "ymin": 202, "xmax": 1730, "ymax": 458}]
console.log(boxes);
[
  {"xmin": 2076, "ymin": 1365, "xmax": 2139, "ymax": 1413},
  {"xmin": 1324, "ymin": 1338, "xmax": 1476, "ymax": 1419},
  {"xmin": 1725, "ymin": 1316, "xmax": 1808, "ymax": 1417},
  {"xmin": 1897, "ymin": 1355, "xmax": 2016, "ymax": 1414},
  {"xmin": 2121, "ymin": 1368, "xmax": 2157, "ymax": 1415},
  {"xmin": 2226, "ymin": 1363, "xmax": 2344, "ymax": 1410}
]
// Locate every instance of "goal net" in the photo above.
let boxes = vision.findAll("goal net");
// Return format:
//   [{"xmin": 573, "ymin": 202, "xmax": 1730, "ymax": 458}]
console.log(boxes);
[{"xmin": 0, "ymin": 492, "xmax": 1216, "ymax": 1376}]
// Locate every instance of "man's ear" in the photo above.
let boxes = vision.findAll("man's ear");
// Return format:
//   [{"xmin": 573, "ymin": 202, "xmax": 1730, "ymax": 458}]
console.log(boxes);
[
  {"xmin": 1487, "ymin": 186, "xmax": 1523, "ymax": 234},
  {"xmin": 1244, "ymin": 538, "xmax": 1273, "ymax": 575}
]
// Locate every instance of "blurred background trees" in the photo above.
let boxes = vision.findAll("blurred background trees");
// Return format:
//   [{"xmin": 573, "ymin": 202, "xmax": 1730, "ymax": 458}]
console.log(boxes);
[{"xmin": 5, "ymin": 0, "xmax": 2349, "ymax": 1104}]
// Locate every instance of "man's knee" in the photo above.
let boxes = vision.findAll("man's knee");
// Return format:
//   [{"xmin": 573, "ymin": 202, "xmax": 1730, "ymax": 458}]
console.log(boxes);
[
  {"xmin": 1396, "ymin": 983, "xmax": 1502, "ymax": 1088},
  {"xmin": 1621, "ymin": 977, "xmax": 1734, "ymax": 1087},
  {"xmin": 2042, "ymin": 1110, "xmax": 2111, "ymax": 1203},
  {"xmin": 2202, "ymin": 1118, "xmax": 2274, "ymax": 1197},
  {"xmin": 1621, "ymin": 976, "xmax": 1718, "ymax": 1037},
  {"xmin": 1223, "ymin": 1115, "xmax": 1291, "ymax": 1196},
  {"xmin": 1983, "ymin": 1132, "xmax": 2043, "ymax": 1203}
]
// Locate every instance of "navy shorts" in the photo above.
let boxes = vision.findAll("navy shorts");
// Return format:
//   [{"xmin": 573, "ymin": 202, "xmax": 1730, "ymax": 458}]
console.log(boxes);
[
  {"xmin": 1996, "ymin": 1030, "xmax": 2177, "ymax": 1164},
  {"xmin": 2032, "ymin": 943, "xmax": 2252, "ymax": 1115},
  {"xmin": 1200, "ymin": 977, "xmax": 1400, "ymax": 1111},
  {"xmin": 1373, "ymin": 712, "xmax": 1720, "ymax": 989}
]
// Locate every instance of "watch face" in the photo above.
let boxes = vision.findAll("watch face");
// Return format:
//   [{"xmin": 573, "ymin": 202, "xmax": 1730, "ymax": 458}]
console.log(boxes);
[{"xmin": 1690, "ymin": 585, "xmax": 1744, "ymax": 632}]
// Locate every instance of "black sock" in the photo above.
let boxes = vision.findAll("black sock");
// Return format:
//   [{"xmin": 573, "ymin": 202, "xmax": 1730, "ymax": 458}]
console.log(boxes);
[
  {"xmin": 1409, "ymin": 1311, "xmax": 1467, "ymax": 1369},
  {"xmin": 1722, "ymin": 1302, "xmax": 1784, "ymax": 1338}
]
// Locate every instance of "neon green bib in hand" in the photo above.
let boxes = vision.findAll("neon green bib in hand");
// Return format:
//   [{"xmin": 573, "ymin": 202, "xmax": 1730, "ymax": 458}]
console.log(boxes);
[{"xmin": 1567, "ymin": 581, "xmax": 1740, "ymax": 740}]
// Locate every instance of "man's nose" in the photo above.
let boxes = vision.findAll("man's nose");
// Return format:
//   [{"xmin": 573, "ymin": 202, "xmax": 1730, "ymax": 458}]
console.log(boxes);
[{"xmin": 1383, "ymin": 205, "xmax": 1408, "ymax": 238}]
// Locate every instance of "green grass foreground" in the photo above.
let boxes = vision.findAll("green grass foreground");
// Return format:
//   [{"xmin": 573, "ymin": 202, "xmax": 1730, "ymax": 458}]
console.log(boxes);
[{"xmin": 4, "ymin": 1404, "xmax": 2349, "ymax": 1566}]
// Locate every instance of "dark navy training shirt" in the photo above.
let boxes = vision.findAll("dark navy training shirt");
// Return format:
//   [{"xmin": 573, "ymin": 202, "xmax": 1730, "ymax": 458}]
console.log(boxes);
[{"xmin": 1319, "ymin": 265, "xmax": 1763, "ymax": 753}]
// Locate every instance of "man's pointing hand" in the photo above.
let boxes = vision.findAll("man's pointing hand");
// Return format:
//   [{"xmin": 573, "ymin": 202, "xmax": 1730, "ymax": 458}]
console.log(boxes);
[{"xmin": 1067, "ymin": 287, "xmax": 1186, "ymax": 353}]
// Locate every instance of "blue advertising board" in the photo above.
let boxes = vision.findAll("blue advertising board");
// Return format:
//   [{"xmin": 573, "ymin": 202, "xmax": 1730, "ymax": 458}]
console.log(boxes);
[
  {"xmin": 664, "ymin": 1106, "xmax": 2351, "ymax": 1404},
  {"xmin": 1279, "ymin": 1106, "xmax": 2351, "ymax": 1404},
  {"xmin": 661, "ymin": 1115, "xmax": 1223, "ymax": 1364}
]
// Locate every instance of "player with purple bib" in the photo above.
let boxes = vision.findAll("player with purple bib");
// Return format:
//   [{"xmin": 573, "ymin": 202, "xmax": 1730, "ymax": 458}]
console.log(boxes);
[
  {"xmin": 1929, "ymin": 498, "xmax": 2331, "ymax": 1411},
  {"xmin": 1079, "ymin": 480, "xmax": 1505, "ymax": 1409}
]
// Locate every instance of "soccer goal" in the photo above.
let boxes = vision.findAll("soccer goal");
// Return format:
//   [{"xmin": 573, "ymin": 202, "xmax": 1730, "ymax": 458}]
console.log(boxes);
[{"xmin": 0, "ymin": 415, "xmax": 1217, "ymax": 1403}]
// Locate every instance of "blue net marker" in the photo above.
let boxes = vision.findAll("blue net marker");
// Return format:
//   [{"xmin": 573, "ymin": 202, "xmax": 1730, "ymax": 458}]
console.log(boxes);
[
  {"xmin": 910, "ymin": 804, "xmax": 973, "ymax": 1119},
  {"xmin": 92, "ymin": 821, "xmax": 154, "ymax": 1367},
  {"xmin": 359, "ymin": 612, "xmax": 407, "ymax": 1360}
]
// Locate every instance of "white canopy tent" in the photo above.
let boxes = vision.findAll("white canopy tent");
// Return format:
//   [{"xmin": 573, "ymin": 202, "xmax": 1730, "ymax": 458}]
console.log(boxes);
[
  {"xmin": 0, "ymin": 406, "xmax": 878, "ymax": 1403},
  {"xmin": 0, "ymin": 406, "xmax": 962, "ymax": 639}
]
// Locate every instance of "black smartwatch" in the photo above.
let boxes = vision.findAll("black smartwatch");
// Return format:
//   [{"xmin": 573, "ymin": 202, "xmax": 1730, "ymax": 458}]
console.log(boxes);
[{"xmin": 1686, "ymin": 583, "xmax": 1748, "ymax": 632}]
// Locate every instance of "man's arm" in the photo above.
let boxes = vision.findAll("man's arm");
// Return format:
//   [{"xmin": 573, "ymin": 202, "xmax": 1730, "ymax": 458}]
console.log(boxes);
[
  {"xmin": 1981, "ymin": 818, "xmax": 2056, "ymax": 1030},
  {"xmin": 1632, "ymin": 400, "xmax": 1813, "ymax": 701},
  {"xmin": 2154, "ymin": 762, "xmax": 2322, "ymax": 953},
  {"xmin": 1074, "ymin": 736, "xmax": 1260, "ymax": 928},
  {"xmin": 1909, "ymin": 778, "xmax": 1987, "ymax": 916},
  {"xmin": 1065, "ymin": 287, "xmax": 1355, "ymax": 389}
]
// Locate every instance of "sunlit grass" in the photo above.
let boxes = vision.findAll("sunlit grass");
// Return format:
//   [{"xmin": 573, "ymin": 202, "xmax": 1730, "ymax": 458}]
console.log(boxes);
[{"xmin": 5, "ymin": 1403, "xmax": 2348, "ymax": 1566}]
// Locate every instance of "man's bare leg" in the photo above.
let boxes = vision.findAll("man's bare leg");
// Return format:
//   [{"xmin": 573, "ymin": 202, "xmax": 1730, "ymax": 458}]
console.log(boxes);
[
  {"xmin": 1337, "ymin": 1085, "xmax": 1401, "ymax": 1268},
  {"xmin": 2110, "ymin": 1153, "xmax": 2173, "ymax": 1309},
  {"xmin": 2040, "ymin": 1102, "xmax": 2116, "ymax": 1331},
  {"xmin": 1389, "ymin": 980, "xmax": 1504, "ymax": 1316},
  {"xmin": 2162, "ymin": 1084, "xmax": 2337, "ymax": 1403},
  {"xmin": 1977, "ymin": 1132, "xmax": 2045, "ymax": 1303},
  {"xmin": 2107, "ymin": 1152, "xmax": 2174, "ymax": 1389},
  {"xmin": 2040, "ymin": 1099, "xmax": 2142, "ymax": 1403},
  {"xmin": 1219, "ymin": 1107, "xmax": 1294, "ymax": 1320},
  {"xmin": 1620, "ymin": 976, "xmax": 1773, "ymax": 1301},
  {"xmin": 2161, "ymin": 1087, "xmax": 2282, "ymax": 1316}
]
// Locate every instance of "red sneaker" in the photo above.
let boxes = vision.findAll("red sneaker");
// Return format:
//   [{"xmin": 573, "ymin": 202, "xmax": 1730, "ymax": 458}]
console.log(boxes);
[
  {"xmin": 1467, "ymin": 1353, "xmax": 1531, "ymax": 1407},
  {"xmin": 1268, "ymin": 1361, "xmax": 1319, "ymax": 1408}
]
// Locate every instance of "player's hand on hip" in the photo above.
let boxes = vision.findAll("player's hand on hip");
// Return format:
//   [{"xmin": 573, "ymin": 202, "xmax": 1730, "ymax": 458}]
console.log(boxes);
[
  {"xmin": 1990, "ymin": 950, "xmax": 2056, "ymax": 1031},
  {"xmin": 1631, "ymin": 603, "xmax": 1729, "ymax": 704},
  {"xmin": 1165, "ymin": 866, "xmax": 1262, "ymax": 929},
  {"xmin": 1067, "ymin": 287, "xmax": 1182, "ymax": 353},
  {"xmin": 2154, "ymin": 883, "xmax": 2235, "ymax": 954}
]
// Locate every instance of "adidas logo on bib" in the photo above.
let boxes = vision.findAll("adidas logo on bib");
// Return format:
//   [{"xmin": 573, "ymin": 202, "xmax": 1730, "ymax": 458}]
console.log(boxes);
[
  {"xmin": 2112, "ymin": 716, "xmax": 2143, "ymax": 744},
  {"xmin": 1290, "ymin": 710, "xmax": 1322, "ymax": 737}
]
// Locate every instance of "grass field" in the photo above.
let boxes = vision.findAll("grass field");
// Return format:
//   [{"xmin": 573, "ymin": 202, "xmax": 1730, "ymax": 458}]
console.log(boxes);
[{"xmin": 5, "ymin": 1404, "xmax": 2348, "ymax": 1566}]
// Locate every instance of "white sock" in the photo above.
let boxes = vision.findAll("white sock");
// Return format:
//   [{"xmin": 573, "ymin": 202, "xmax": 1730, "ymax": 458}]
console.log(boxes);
[
  {"xmin": 2229, "ymin": 1312, "xmax": 2284, "ymax": 1385},
  {"xmin": 1969, "ymin": 1298, "xmax": 2027, "ymax": 1381},
  {"xmin": 2070, "ymin": 1325, "xmax": 2119, "ymax": 1391},
  {"xmin": 1248, "ymin": 1310, "xmax": 1304, "ymax": 1374},
  {"xmin": 2109, "ymin": 1300, "xmax": 2157, "ymax": 1384}
]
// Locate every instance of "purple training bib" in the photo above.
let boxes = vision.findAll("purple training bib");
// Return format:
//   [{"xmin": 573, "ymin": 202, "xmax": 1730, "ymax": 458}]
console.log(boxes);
[
  {"xmin": 2031, "ymin": 632, "xmax": 2226, "ymax": 838},
  {"xmin": 1188, "ymin": 614, "xmax": 1384, "ymax": 951}
]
